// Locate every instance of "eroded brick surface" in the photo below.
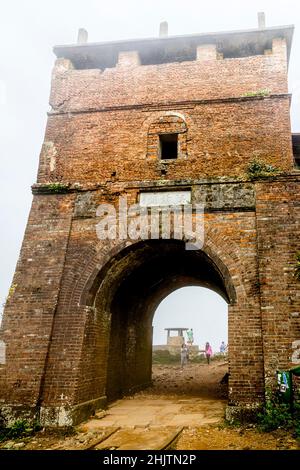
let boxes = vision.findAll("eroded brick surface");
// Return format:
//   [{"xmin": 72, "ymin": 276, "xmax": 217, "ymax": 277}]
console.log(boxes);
[{"xmin": 0, "ymin": 26, "xmax": 299, "ymax": 426}]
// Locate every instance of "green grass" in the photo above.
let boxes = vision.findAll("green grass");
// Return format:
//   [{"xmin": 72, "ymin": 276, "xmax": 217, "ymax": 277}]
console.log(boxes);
[
  {"xmin": 257, "ymin": 390, "xmax": 300, "ymax": 438},
  {"xmin": 152, "ymin": 350, "xmax": 180, "ymax": 364},
  {"xmin": 0, "ymin": 419, "xmax": 42, "ymax": 442},
  {"xmin": 242, "ymin": 89, "xmax": 271, "ymax": 98},
  {"xmin": 152, "ymin": 349, "xmax": 227, "ymax": 365},
  {"xmin": 295, "ymin": 252, "xmax": 300, "ymax": 281},
  {"xmin": 246, "ymin": 159, "xmax": 280, "ymax": 180},
  {"xmin": 43, "ymin": 182, "xmax": 70, "ymax": 193}
]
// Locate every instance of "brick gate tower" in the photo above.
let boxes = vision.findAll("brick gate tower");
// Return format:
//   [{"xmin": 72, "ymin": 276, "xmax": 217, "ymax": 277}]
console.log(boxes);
[{"xmin": 1, "ymin": 14, "xmax": 300, "ymax": 426}]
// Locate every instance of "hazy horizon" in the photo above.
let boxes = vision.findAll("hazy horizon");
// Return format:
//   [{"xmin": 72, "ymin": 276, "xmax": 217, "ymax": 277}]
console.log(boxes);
[
  {"xmin": 1, "ymin": 1, "xmax": 299, "ymax": 350},
  {"xmin": 152, "ymin": 286, "xmax": 228, "ymax": 353}
]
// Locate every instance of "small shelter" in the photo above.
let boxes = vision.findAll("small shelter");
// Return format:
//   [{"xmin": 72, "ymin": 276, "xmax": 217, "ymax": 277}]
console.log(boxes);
[{"xmin": 164, "ymin": 328, "xmax": 188, "ymax": 348}]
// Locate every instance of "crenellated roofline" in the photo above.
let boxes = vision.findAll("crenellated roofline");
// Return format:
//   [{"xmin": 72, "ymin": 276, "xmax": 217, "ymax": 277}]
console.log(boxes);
[{"xmin": 53, "ymin": 25, "xmax": 294, "ymax": 70}]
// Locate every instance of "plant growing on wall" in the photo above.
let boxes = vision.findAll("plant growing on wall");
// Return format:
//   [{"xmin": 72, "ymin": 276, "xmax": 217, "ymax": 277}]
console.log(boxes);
[
  {"xmin": 242, "ymin": 89, "xmax": 271, "ymax": 98},
  {"xmin": 295, "ymin": 252, "xmax": 300, "ymax": 281},
  {"xmin": 43, "ymin": 182, "xmax": 70, "ymax": 193},
  {"xmin": 1, "ymin": 283, "xmax": 18, "ymax": 311},
  {"xmin": 247, "ymin": 159, "xmax": 281, "ymax": 180},
  {"xmin": 257, "ymin": 388, "xmax": 300, "ymax": 438}
]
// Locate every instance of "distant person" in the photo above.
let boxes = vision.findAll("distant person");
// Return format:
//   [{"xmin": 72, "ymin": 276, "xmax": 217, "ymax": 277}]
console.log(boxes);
[
  {"xmin": 220, "ymin": 341, "xmax": 226, "ymax": 356},
  {"xmin": 205, "ymin": 342, "xmax": 213, "ymax": 365},
  {"xmin": 180, "ymin": 343, "xmax": 189, "ymax": 369},
  {"xmin": 187, "ymin": 328, "xmax": 194, "ymax": 346}
]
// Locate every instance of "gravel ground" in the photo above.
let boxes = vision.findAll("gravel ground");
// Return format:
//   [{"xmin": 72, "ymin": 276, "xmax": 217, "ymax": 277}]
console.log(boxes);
[{"xmin": 1, "ymin": 362, "xmax": 299, "ymax": 450}]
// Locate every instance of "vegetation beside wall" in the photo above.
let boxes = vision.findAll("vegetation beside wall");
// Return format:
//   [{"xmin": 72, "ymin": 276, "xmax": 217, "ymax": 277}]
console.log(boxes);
[
  {"xmin": 295, "ymin": 252, "xmax": 300, "ymax": 281},
  {"xmin": 0, "ymin": 419, "xmax": 41, "ymax": 442},
  {"xmin": 152, "ymin": 349, "xmax": 227, "ymax": 365},
  {"xmin": 257, "ymin": 389, "xmax": 300, "ymax": 438},
  {"xmin": 246, "ymin": 159, "xmax": 281, "ymax": 180}
]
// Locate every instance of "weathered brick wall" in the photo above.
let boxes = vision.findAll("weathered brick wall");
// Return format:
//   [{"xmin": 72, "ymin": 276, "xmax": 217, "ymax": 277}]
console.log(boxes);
[
  {"xmin": 36, "ymin": 38, "xmax": 293, "ymax": 186},
  {"xmin": 0, "ymin": 194, "xmax": 74, "ymax": 420},
  {"xmin": 38, "ymin": 98, "xmax": 293, "ymax": 185},
  {"xmin": 50, "ymin": 39, "xmax": 288, "ymax": 111},
  {"xmin": 28, "ymin": 183, "xmax": 263, "ymax": 415},
  {"xmin": 0, "ymin": 32, "xmax": 298, "ymax": 426},
  {"xmin": 256, "ymin": 176, "xmax": 300, "ymax": 380}
]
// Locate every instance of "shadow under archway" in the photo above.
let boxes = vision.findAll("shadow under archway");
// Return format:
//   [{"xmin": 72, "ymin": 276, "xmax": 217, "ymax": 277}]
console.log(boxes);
[{"xmin": 90, "ymin": 239, "xmax": 236, "ymax": 403}]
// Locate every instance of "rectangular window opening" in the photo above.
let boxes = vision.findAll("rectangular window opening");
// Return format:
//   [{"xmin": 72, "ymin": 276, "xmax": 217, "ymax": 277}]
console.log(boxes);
[{"xmin": 159, "ymin": 134, "xmax": 178, "ymax": 160}]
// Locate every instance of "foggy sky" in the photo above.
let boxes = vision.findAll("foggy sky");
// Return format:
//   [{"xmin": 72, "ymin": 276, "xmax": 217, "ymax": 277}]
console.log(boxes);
[
  {"xmin": 153, "ymin": 287, "xmax": 227, "ymax": 352},
  {"xmin": 0, "ymin": 1, "xmax": 299, "ymax": 348}
]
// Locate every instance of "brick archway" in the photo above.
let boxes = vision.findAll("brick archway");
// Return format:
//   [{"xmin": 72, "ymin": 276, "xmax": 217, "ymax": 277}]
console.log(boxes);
[
  {"xmin": 33, "ymin": 229, "xmax": 265, "ymax": 425},
  {"xmin": 1, "ymin": 20, "xmax": 298, "ymax": 430},
  {"xmin": 89, "ymin": 239, "xmax": 235, "ymax": 402}
]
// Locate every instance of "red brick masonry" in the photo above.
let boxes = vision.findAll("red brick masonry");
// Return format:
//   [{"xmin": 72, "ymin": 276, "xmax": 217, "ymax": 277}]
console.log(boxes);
[{"xmin": 0, "ymin": 26, "xmax": 299, "ymax": 426}]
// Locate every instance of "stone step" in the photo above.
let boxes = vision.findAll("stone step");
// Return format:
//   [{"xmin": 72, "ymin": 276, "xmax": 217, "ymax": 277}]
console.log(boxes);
[
  {"xmin": 48, "ymin": 427, "xmax": 119, "ymax": 450},
  {"xmin": 94, "ymin": 426, "xmax": 183, "ymax": 451}
]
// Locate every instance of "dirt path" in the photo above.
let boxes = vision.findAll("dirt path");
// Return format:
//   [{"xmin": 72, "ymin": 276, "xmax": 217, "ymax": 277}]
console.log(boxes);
[
  {"xmin": 1, "ymin": 363, "xmax": 299, "ymax": 450},
  {"xmin": 174, "ymin": 425, "xmax": 299, "ymax": 450},
  {"xmin": 148, "ymin": 362, "xmax": 228, "ymax": 399}
]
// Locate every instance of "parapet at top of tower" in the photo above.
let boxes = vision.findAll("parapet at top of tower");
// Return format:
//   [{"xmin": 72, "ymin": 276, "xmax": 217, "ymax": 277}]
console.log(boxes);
[{"xmin": 54, "ymin": 13, "xmax": 294, "ymax": 70}]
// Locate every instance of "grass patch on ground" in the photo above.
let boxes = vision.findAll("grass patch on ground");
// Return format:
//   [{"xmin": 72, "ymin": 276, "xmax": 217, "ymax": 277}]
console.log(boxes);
[
  {"xmin": 152, "ymin": 350, "xmax": 181, "ymax": 364},
  {"xmin": 0, "ymin": 419, "xmax": 42, "ymax": 442},
  {"xmin": 152, "ymin": 349, "xmax": 227, "ymax": 365},
  {"xmin": 257, "ymin": 393, "xmax": 300, "ymax": 438}
]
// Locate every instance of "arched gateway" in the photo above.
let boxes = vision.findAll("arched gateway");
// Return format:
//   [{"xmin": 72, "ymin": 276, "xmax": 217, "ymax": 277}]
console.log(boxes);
[{"xmin": 0, "ymin": 19, "xmax": 299, "ymax": 426}]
